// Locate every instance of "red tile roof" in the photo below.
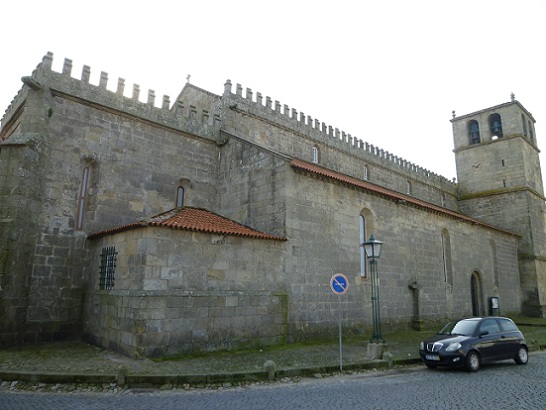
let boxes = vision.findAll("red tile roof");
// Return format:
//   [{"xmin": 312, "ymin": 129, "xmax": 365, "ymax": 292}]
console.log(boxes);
[
  {"xmin": 290, "ymin": 158, "xmax": 517, "ymax": 235},
  {"xmin": 88, "ymin": 207, "xmax": 287, "ymax": 241}
]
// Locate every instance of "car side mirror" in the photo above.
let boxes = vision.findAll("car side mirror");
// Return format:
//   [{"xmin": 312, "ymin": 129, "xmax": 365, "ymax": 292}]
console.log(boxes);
[{"xmin": 480, "ymin": 331, "xmax": 489, "ymax": 337}]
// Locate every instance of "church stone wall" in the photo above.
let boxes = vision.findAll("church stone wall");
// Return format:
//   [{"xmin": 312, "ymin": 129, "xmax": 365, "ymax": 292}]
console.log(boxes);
[
  {"xmin": 0, "ymin": 53, "xmax": 531, "ymax": 354},
  {"xmin": 281, "ymin": 165, "xmax": 521, "ymax": 341},
  {"xmin": 0, "ymin": 136, "xmax": 40, "ymax": 345},
  {"xmin": 84, "ymin": 228, "xmax": 287, "ymax": 357},
  {"xmin": 221, "ymin": 81, "xmax": 459, "ymax": 211},
  {"xmin": 217, "ymin": 137, "xmax": 289, "ymax": 239},
  {"xmin": 0, "ymin": 53, "xmax": 225, "ymax": 347}
]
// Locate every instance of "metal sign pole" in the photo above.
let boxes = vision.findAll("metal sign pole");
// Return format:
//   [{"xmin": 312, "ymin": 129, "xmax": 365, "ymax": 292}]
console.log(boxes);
[
  {"xmin": 330, "ymin": 273, "xmax": 348, "ymax": 373},
  {"xmin": 338, "ymin": 293, "xmax": 343, "ymax": 372}
]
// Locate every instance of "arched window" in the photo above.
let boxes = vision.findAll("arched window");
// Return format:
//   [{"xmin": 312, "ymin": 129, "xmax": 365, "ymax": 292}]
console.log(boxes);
[
  {"xmin": 471, "ymin": 271, "xmax": 483, "ymax": 316},
  {"xmin": 529, "ymin": 120, "xmax": 534, "ymax": 143},
  {"xmin": 489, "ymin": 113, "xmax": 503, "ymax": 138},
  {"xmin": 76, "ymin": 167, "xmax": 89, "ymax": 230},
  {"xmin": 363, "ymin": 166, "xmax": 369, "ymax": 181},
  {"xmin": 176, "ymin": 186, "xmax": 185, "ymax": 208},
  {"xmin": 468, "ymin": 120, "xmax": 480, "ymax": 144},
  {"xmin": 359, "ymin": 209, "xmax": 374, "ymax": 278},
  {"xmin": 359, "ymin": 215, "xmax": 368, "ymax": 278},
  {"xmin": 490, "ymin": 240, "xmax": 499, "ymax": 288},
  {"xmin": 522, "ymin": 114, "xmax": 528, "ymax": 136},
  {"xmin": 441, "ymin": 229, "xmax": 453, "ymax": 285},
  {"xmin": 311, "ymin": 146, "xmax": 320, "ymax": 163},
  {"xmin": 406, "ymin": 181, "xmax": 412, "ymax": 195},
  {"xmin": 441, "ymin": 193, "xmax": 446, "ymax": 207}
]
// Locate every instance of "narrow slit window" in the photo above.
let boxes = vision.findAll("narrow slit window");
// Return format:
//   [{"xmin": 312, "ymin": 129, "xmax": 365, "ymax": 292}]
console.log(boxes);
[
  {"xmin": 441, "ymin": 229, "xmax": 453, "ymax": 285},
  {"xmin": 312, "ymin": 146, "xmax": 319, "ymax": 163},
  {"xmin": 76, "ymin": 167, "xmax": 89, "ymax": 230},
  {"xmin": 359, "ymin": 215, "xmax": 368, "ymax": 278},
  {"xmin": 176, "ymin": 186, "xmax": 185, "ymax": 208}
]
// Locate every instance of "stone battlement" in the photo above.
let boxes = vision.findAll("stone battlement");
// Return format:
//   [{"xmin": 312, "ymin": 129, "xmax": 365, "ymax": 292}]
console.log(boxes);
[
  {"xmin": 1, "ymin": 53, "xmax": 454, "ymax": 189},
  {"xmin": 222, "ymin": 80, "xmax": 455, "ymax": 187},
  {"xmin": 1, "ymin": 52, "xmax": 220, "ymax": 141}
]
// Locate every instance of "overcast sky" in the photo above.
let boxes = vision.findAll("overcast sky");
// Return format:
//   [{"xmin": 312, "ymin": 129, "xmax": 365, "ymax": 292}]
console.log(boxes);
[{"xmin": 2, "ymin": 0, "xmax": 545, "ymax": 182}]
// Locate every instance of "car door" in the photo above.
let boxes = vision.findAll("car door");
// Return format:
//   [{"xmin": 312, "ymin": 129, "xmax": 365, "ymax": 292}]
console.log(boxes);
[
  {"xmin": 497, "ymin": 318, "xmax": 521, "ymax": 359},
  {"xmin": 476, "ymin": 319, "xmax": 504, "ymax": 361}
]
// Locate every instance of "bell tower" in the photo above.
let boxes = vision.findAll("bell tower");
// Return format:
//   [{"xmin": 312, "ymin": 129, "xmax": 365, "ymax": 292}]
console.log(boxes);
[{"xmin": 452, "ymin": 95, "xmax": 546, "ymax": 317}]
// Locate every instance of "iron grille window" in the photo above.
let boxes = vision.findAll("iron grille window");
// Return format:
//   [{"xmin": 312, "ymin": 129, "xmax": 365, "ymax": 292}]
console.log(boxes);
[{"xmin": 99, "ymin": 246, "xmax": 117, "ymax": 290}]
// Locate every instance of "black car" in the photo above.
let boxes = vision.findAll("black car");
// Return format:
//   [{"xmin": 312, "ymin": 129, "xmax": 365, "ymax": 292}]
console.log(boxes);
[{"xmin": 419, "ymin": 316, "xmax": 528, "ymax": 372}]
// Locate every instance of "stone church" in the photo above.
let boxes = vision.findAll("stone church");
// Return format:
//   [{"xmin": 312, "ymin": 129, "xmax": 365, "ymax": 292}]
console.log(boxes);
[{"xmin": 1, "ymin": 52, "xmax": 544, "ymax": 357}]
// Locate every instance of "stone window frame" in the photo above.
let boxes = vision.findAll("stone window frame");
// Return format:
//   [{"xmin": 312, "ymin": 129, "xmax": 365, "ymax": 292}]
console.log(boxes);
[
  {"xmin": 311, "ymin": 145, "xmax": 320, "ymax": 164},
  {"xmin": 76, "ymin": 166, "xmax": 90, "ymax": 230},
  {"xmin": 176, "ymin": 185, "xmax": 185, "ymax": 208},
  {"xmin": 468, "ymin": 120, "xmax": 481, "ymax": 145},
  {"xmin": 488, "ymin": 113, "xmax": 503, "ymax": 139},
  {"xmin": 359, "ymin": 208, "xmax": 374, "ymax": 278},
  {"xmin": 99, "ymin": 246, "xmax": 117, "ymax": 290},
  {"xmin": 441, "ymin": 229, "xmax": 453, "ymax": 285}
]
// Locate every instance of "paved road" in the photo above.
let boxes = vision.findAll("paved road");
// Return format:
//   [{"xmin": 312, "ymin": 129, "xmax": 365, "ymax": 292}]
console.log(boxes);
[{"xmin": 1, "ymin": 352, "xmax": 546, "ymax": 409}]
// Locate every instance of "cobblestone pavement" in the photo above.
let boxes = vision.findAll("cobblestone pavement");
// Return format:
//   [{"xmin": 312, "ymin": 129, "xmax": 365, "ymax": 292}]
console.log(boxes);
[
  {"xmin": 0, "ymin": 337, "xmax": 420, "ymax": 394},
  {"xmin": 1, "ymin": 323, "xmax": 544, "ymax": 396},
  {"xmin": 1, "ymin": 353, "xmax": 545, "ymax": 409}
]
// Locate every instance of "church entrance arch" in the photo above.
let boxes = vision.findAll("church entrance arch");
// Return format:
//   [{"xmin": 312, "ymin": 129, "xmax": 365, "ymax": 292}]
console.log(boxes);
[{"xmin": 470, "ymin": 271, "xmax": 483, "ymax": 316}]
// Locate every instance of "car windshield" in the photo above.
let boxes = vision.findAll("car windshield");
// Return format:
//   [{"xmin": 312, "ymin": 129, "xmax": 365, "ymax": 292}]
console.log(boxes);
[{"xmin": 438, "ymin": 319, "xmax": 478, "ymax": 336}]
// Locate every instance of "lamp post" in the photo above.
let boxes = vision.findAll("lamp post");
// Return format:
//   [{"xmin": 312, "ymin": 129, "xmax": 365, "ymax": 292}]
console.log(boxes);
[{"xmin": 363, "ymin": 234, "xmax": 385, "ymax": 344}]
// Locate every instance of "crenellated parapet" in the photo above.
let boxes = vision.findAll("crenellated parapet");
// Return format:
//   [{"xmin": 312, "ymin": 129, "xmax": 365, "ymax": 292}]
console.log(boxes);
[
  {"xmin": 222, "ymin": 80, "xmax": 455, "ymax": 188},
  {"xmin": 1, "ymin": 52, "xmax": 221, "ymax": 142},
  {"xmin": 1, "ymin": 53, "xmax": 455, "ymax": 191}
]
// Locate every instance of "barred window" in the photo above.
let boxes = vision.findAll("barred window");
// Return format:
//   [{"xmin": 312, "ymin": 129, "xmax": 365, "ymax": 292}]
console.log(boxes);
[{"xmin": 99, "ymin": 246, "xmax": 117, "ymax": 290}]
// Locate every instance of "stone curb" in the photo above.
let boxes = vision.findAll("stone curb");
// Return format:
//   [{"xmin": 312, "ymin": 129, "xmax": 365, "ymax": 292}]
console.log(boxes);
[
  {"xmin": 4, "ymin": 349, "xmax": 543, "ymax": 389},
  {"xmin": 0, "ymin": 358, "xmax": 423, "ymax": 389}
]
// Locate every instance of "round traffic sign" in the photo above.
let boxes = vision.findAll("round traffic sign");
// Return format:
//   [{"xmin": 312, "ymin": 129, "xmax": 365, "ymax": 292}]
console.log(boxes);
[{"xmin": 330, "ymin": 273, "xmax": 349, "ymax": 295}]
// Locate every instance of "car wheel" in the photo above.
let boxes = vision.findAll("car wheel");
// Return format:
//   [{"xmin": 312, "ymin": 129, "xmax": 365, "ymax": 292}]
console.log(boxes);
[
  {"xmin": 465, "ymin": 351, "xmax": 480, "ymax": 372},
  {"xmin": 515, "ymin": 346, "xmax": 528, "ymax": 365}
]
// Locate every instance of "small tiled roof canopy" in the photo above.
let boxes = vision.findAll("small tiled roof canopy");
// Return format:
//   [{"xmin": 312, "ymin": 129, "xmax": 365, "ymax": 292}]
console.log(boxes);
[{"xmin": 88, "ymin": 207, "xmax": 286, "ymax": 241}]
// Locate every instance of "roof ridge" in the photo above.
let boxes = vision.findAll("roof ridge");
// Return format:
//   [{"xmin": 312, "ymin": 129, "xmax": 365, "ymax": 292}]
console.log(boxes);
[{"xmin": 88, "ymin": 206, "xmax": 286, "ymax": 241}]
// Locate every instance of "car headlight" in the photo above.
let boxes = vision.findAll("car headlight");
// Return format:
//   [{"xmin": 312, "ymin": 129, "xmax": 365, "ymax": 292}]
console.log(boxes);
[
  {"xmin": 446, "ymin": 342, "xmax": 461, "ymax": 352},
  {"xmin": 419, "ymin": 341, "xmax": 424, "ymax": 350}
]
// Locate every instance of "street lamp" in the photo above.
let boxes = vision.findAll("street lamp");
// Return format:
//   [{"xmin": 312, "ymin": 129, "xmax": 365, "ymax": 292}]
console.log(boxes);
[{"xmin": 363, "ymin": 234, "xmax": 385, "ymax": 344}]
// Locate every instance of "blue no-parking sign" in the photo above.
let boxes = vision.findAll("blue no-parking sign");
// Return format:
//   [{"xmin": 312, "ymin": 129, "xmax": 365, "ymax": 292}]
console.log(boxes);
[
  {"xmin": 330, "ymin": 273, "xmax": 349, "ymax": 295},
  {"xmin": 330, "ymin": 273, "xmax": 349, "ymax": 371}
]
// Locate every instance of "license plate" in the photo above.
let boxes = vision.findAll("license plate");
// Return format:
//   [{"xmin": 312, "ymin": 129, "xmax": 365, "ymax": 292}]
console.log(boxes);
[{"xmin": 426, "ymin": 355, "xmax": 440, "ymax": 361}]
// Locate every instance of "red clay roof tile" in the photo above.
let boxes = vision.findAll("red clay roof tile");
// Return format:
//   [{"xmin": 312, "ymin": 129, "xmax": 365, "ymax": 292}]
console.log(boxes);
[
  {"xmin": 290, "ymin": 158, "xmax": 516, "ymax": 235},
  {"xmin": 88, "ymin": 207, "xmax": 286, "ymax": 241}
]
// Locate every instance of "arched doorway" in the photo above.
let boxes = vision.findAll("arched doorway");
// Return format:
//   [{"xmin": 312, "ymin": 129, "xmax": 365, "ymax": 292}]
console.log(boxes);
[{"xmin": 471, "ymin": 272, "xmax": 483, "ymax": 316}]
